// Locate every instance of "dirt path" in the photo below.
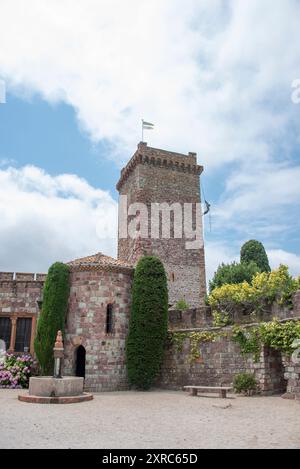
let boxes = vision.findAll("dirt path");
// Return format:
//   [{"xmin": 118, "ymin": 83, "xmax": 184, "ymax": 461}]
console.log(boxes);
[{"xmin": 0, "ymin": 389, "xmax": 299, "ymax": 448}]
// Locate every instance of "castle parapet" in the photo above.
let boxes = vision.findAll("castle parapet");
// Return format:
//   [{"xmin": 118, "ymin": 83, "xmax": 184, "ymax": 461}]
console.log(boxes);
[
  {"xmin": 117, "ymin": 142, "xmax": 203, "ymax": 191},
  {"xmin": 0, "ymin": 272, "xmax": 46, "ymax": 282}
]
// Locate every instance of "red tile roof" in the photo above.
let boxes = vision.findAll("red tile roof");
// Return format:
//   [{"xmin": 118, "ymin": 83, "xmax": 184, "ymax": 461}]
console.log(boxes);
[{"xmin": 67, "ymin": 252, "xmax": 133, "ymax": 273}]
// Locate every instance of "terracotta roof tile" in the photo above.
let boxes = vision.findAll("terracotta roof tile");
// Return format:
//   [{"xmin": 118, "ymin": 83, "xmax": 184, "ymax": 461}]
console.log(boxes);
[{"xmin": 67, "ymin": 252, "xmax": 133, "ymax": 272}]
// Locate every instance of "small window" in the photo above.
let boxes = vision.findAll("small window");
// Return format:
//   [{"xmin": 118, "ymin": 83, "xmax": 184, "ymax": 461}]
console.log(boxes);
[
  {"xmin": 15, "ymin": 318, "xmax": 32, "ymax": 352},
  {"xmin": 0, "ymin": 317, "xmax": 11, "ymax": 350},
  {"xmin": 106, "ymin": 304, "xmax": 113, "ymax": 334},
  {"xmin": 171, "ymin": 272, "xmax": 175, "ymax": 282}
]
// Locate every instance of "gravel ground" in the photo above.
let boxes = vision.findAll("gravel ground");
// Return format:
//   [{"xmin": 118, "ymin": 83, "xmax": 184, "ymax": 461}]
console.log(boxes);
[{"xmin": 0, "ymin": 389, "xmax": 299, "ymax": 449}]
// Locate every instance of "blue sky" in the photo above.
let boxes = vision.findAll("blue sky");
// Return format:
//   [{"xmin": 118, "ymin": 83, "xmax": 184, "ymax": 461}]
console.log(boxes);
[
  {"xmin": 0, "ymin": 0, "xmax": 300, "ymax": 279},
  {"xmin": 0, "ymin": 93, "xmax": 119, "ymax": 194}
]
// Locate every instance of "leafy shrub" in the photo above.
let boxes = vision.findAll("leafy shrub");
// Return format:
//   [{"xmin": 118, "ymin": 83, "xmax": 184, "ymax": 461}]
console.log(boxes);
[
  {"xmin": 208, "ymin": 265, "xmax": 300, "ymax": 324},
  {"xmin": 233, "ymin": 373, "xmax": 257, "ymax": 395},
  {"xmin": 209, "ymin": 261, "xmax": 260, "ymax": 292},
  {"xmin": 240, "ymin": 240, "xmax": 271, "ymax": 272},
  {"xmin": 232, "ymin": 326, "xmax": 261, "ymax": 362},
  {"xmin": 0, "ymin": 353, "xmax": 34, "ymax": 388},
  {"xmin": 232, "ymin": 320, "xmax": 300, "ymax": 361},
  {"xmin": 126, "ymin": 256, "xmax": 168, "ymax": 390},
  {"xmin": 175, "ymin": 298, "xmax": 190, "ymax": 311},
  {"xmin": 259, "ymin": 320, "xmax": 300, "ymax": 355},
  {"xmin": 212, "ymin": 311, "xmax": 232, "ymax": 327},
  {"xmin": 34, "ymin": 262, "xmax": 70, "ymax": 375}
]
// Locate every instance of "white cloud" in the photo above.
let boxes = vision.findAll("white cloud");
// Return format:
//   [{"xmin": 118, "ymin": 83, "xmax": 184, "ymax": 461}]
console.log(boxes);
[
  {"xmin": 0, "ymin": 165, "xmax": 117, "ymax": 272},
  {"xmin": 205, "ymin": 242, "xmax": 300, "ymax": 282},
  {"xmin": 0, "ymin": 1, "xmax": 299, "ymax": 276},
  {"xmin": 268, "ymin": 249, "xmax": 300, "ymax": 278},
  {"xmin": 0, "ymin": 0, "xmax": 299, "ymax": 167},
  {"xmin": 212, "ymin": 161, "xmax": 300, "ymax": 237}
]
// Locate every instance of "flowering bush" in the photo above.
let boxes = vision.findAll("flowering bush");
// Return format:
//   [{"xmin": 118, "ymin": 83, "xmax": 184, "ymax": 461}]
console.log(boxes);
[
  {"xmin": 208, "ymin": 265, "xmax": 300, "ymax": 325},
  {"xmin": 0, "ymin": 353, "xmax": 34, "ymax": 389}
]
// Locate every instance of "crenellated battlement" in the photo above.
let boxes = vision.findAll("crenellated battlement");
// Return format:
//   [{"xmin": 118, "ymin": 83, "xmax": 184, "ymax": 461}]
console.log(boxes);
[
  {"xmin": 116, "ymin": 142, "xmax": 203, "ymax": 191},
  {"xmin": 0, "ymin": 272, "xmax": 46, "ymax": 282}
]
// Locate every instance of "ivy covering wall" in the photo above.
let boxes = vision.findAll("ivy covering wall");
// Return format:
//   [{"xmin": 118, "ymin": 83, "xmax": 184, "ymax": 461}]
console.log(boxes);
[{"xmin": 170, "ymin": 319, "xmax": 300, "ymax": 364}]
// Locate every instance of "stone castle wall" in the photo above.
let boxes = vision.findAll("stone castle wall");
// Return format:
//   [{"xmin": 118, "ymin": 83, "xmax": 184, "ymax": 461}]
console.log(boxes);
[
  {"xmin": 63, "ymin": 266, "xmax": 133, "ymax": 392},
  {"xmin": 0, "ymin": 272, "xmax": 45, "ymax": 315},
  {"xmin": 117, "ymin": 142, "xmax": 206, "ymax": 308},
  {"xmin": 157, "ymin": 328, "xmax": 287, "ymax": 395},
  {"xmin": 0, "ymin": 272, "xmax": 45, "ymax": 353},
  {"xmin": 168, "ymin": 291, "xmax": 300, "ymax": 331}
]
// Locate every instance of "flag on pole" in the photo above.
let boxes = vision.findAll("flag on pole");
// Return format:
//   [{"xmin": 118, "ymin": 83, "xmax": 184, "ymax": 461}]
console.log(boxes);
[
  {"xmin": 141, "ymin": 119, "xmax": 154, "ymax": 141},
  {"xmin": 142, "ymin": 120, "xmax": 154, "ymax": 129}
]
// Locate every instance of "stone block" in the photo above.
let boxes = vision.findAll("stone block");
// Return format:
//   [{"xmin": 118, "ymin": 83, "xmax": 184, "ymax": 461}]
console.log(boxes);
[{"xmin": 29, "ymin": 376, "xmax": 84, "ymax": 397}]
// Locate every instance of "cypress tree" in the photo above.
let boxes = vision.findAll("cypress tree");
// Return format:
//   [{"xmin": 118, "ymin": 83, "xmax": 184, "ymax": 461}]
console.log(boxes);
[
  {"xmin": 34, "ymin": 262, "xmax": 70, "ymax": 375},
  {"xmin": 126, "ymin": 256, "xmax": 168, "ymax": 390},
  {"xmin": 240, "ymin": 240, "xmax": 271, "ymax": 272}
]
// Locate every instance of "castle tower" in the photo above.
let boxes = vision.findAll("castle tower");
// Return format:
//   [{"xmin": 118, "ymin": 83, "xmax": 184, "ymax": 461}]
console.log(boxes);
[{"xmin": 117, "ymin": 142, "xmax": 206, "ymax": 307}]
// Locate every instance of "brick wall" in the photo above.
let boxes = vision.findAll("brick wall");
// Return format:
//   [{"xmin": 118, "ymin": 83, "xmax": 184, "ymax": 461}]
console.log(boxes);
[
  {"xmin": 168, "ymin": 306, "xmax": 213, "ymax": 330},
  {"xmin": 117, "ymin": 142, "xmax": 206, "ymax": 308},
  {"xmin": 0, "ymin": 272, "xmax": 45, "ymax": 353},
  {"xmin": 157, "ymin": 328, "xmax": 286, "ymax": 395},
  {"xmin": 168, "ymin": 293, "xmax": 300, "ymax": 330},
  {"xmin": 0, "ymin": 272, "xmax": 45, "ymax": 316},
  {"xmin": 282, "ymin": 355, "xmax": 300, "ymax": 400},
  {"xmin": 63, "ymin": 266, "xmax": 133, "ymax": 392}
]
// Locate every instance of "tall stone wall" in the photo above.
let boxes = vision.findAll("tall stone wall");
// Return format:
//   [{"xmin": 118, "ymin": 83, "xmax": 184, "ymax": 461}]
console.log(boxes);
[
  {"xmin": 63, "ymin": 266, "xmax": 133, "ymax": 392},
  {"xmin": 157, "ymin": 330, "xmax": 286, "ymax": 395},
  {"xmin": 117, "ymin": 142, "xmax": 206, "ymax": 308}
]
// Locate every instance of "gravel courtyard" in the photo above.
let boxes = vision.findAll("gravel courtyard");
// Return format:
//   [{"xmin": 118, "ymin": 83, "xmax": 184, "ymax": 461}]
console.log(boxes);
[{"xmin": 1, "ymin": 389, "xmax": 299, "ymax": 449}]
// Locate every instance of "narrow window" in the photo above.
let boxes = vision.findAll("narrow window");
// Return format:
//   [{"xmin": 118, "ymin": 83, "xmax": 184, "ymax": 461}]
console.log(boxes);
[
  {"xmin": 15, "ymin": 318, "xmax": 32, "ymax": 352},
  {"xmin": 106, "ymin": 304, "xmax": 113, "ymax": 334},
  {"xmin": 171, "ymin": 272, "xmax": 175, "ymax": 282},
  {"xmin": 0, "ymin": 317, "xmax": 11, "ymax": 350}
]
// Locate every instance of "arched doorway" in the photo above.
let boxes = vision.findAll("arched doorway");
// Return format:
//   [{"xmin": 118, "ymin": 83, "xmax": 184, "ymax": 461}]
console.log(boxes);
[{"xmin": 75, "ymin": 345, "xmax": 86, "ymax": 379}]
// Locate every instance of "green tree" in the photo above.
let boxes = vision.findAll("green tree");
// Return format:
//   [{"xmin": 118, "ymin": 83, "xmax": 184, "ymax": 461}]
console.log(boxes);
[
  {"xmin": 240, "ymin": 240, "xmax": 271, "ymax": 272},
  {"xmin": 34, "ymin": 262, "xmax": 70, "ymax": 375},
  {"xmin": 209, "ymin": 261, "xmax": 259, "ymax": 292},
  {"xmin": 126, "ymin": 256, "xmax": 168, "ymax": 389}
]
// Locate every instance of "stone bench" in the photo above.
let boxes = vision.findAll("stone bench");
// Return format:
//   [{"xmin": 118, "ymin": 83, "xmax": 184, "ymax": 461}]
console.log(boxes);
[{"xmin": 184, "ymin": 385, "xmax": 232, "ymax": 398}]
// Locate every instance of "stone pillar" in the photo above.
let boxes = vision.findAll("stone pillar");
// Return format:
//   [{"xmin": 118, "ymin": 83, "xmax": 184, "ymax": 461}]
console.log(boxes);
[
  {"xmin": 282, "ymin": 355, "xmax": 300, "ymax": 400},
  {"xmin": 8, "ymin": 317, "xmax": 17, "ymax": 352},
  {"xmin": 30, "ymin": 316, "xmax": 36, "ymax": 354}
]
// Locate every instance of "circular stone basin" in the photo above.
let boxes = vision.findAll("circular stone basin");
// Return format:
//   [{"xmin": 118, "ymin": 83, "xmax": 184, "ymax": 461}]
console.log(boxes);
[
  {"xmin": 18, "ymin": 392, "xmax": 93, "ymax": 404},
  {"xmin": 18, "ymin": 376, "xmax": 93, "ymax": 404},
  {"xmin": 28, "ymin": 376, "xmax": 84, "ymax": 397}
]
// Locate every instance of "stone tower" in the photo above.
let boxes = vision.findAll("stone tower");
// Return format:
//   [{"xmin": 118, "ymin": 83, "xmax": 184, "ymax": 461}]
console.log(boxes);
[{"xmin": 117, "ymin": 142, "xmax": 206, "ymax": 307}]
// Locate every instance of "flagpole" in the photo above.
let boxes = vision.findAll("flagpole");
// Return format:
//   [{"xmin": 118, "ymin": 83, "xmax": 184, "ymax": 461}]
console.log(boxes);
[{"xmin": 141, "ymin": 119, "xmax": 154, "ymax": 143}]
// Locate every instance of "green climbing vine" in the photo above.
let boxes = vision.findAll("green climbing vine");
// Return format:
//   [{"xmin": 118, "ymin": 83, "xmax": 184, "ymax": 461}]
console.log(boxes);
[
  {"xmin": 170, "ymin": 332, "xmax": 188, "ymax": 352},
  {"xmin": 188, "ymin": 331, "xmax": 218, "ymax": 362},
  {"xmin": 170, "ymin": 319, "xmax": 300, "ymax": 364},
  {"xmin": 232, "ymin": 320, "xmax": 300, "ymax": 361},
  {"xmin": 232, "ymin": 325, "xmax": 261, "ymax": 362},
  {"xmin": 171, "ymin": 330, "xmax": 227, "ymax": 363}
]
